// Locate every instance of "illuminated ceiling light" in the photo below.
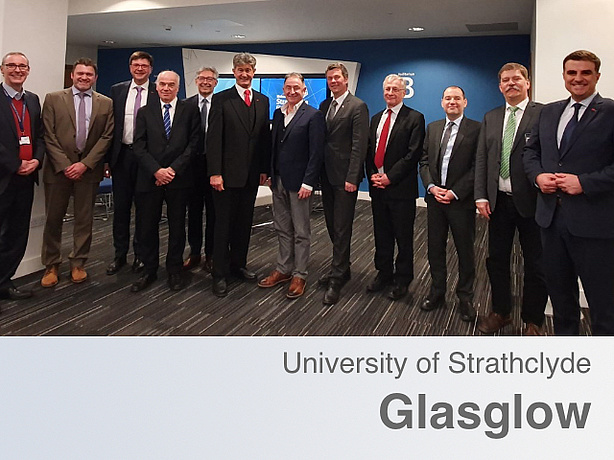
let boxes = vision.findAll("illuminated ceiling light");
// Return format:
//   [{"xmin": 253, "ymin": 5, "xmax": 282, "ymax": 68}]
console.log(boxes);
[
  {"xmin": 102, "ymin": 40, "xmax": 115, "ymax": 44},
  {"xmin": 232, "ymin": 34, "xmax": 246, "ymax": 39},
  {"xmin": 409, "ymin": 27, "xmax": 424, "ymax": 32}
]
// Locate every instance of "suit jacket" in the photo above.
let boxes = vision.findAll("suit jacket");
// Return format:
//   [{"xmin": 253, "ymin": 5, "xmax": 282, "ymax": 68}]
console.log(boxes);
[
  {"xmin": 524, "ymin": 93, "xmax": 614, "ymax": 238},
  {"xmin": 270, "ymin": 103, "xmax": 325, "ymax": 192},
  {"xmin": 419, "ymin": 116, "xmax": 481, "ymax": 208},
  {"xmin": 474, "ymin": 101, "xmax": 542, "ymax": 217},
  {"xmin": 107, "ymin": 80, "xmax": 159, "ymax": 167},
  {"xmin": 42, "ymin": 88, "xmax": 114, "ymax": 183},
  {"xmin": 184, "ymin": 94, "xmax": 211, "ymax": 156},
  {"xmin": 0, "ymin": 89, "xmax": 45, "ymax": 194},
  {"xmin": 319, "ymin": 93, "xmax": 369, "ymax": 187},
  {"xmin": 206, "ymin": 86, "xmax": 271, "ymax": 188},
  {"xmin": 133, "ymin": 98, "xmax": 200, "ymax": 192},
  {"xmin": 365, "ymin": 104, "xmax": 425, "ymax": 201}
]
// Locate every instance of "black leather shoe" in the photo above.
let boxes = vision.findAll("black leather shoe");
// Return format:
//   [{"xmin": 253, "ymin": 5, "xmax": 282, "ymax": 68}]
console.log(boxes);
[
  {"xmin": 323, "ymin": 280, "xmax": 342, "ymax": 305},
  {"xmin": 106, "ymin": 257, "xmax": 127, "ymax": 275},
  {"xmin": 231, "ymin": 267, "xmax": 256, "ymax": 281},
  {"xmin": 458, "ymin": 300, "xmax": 476, "ymax": 322},
  {"xmin": 213, "ymin": 277, "xmax": 228, "ymax": 297},
  {"xmin": 131, "ymin": 273, "xmax": 157, "ymax": 292},
  {"xmin": 0, "ymin": 287, "xmax": 33, "ymax": 300},
  {"xmin": 318, "ymin": 270, "xmax": 351, "ymax": 287},
  {"xmin": 387, "ymin": 282, "xmax": 408, "ymax": 300},
  {"xmin": 132, "ymin": 258, "xmax": 145, "ymax": 273},
  {"xmin": 168, "ymin": 273, "xmax": 184, "ymax": 291},
  {"xmin": 366, "ymin": 273, "xmax": 393, "ymax": 292},
  {"xmin": 421, "ymin": 296, "xmax": 445, "ymax": 311}
]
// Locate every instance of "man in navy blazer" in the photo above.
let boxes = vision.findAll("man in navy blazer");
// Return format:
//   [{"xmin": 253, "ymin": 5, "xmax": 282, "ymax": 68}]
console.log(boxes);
[
  {"xmin": 524, "ymin": 50, "xmax": 614, "ymax": 335},
  {"xmin": 0, "ymin": 52, "xmax": 45, "ymax": 302},
  {"xmin": 106, "ymin": 51, "xmax": 158, "ymax": 276},
  {"xmin": 258, "ymin": 73, "xmax": 325, "ymax": 299}
]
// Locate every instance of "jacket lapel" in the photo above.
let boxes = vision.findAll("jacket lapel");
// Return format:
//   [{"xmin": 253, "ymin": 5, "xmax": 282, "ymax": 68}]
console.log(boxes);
[
  {"xmin": 230, "ymin": 92, "xmax": 250, "ymax": 133},
  {"xmin": 560, "ymin": 94, "xmax": 602, "ymax": 159},
  {"xmin": 282, "ymin": 103, "xmax": 306, "ymax": 141},
  {"xmin": 62, "ymin": 89, "xmax": 77, "ymax": 130},
  {"xmin": 0, "ymin": 92, "xmax": 18, "ymax": 139}
]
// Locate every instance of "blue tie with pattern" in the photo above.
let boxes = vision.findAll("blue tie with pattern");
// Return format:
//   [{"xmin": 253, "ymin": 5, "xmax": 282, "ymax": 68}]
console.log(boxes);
[{"xmin": 163, "ymin": 103, "xmax": 171, "ymax": 139}]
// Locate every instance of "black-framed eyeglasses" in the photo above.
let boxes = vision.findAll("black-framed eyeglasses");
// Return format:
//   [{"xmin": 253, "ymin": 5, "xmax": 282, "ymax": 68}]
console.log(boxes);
[{"xmin": 3, "ymin": 63, "xmax": 29, "ymax": 71}]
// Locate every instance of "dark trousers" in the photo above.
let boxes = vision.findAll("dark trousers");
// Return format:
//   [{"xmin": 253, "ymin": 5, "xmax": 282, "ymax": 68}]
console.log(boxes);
[
  {"xmin": 186, "ymin": 154, "xmax": 215, "ymax": 257},
  {"xmin": 211, "ymin": 184, "xmax": 258, "ymax": 279},
  {"xmin": 135, "ymin": 187, "xmax": 187, "ymax": 276},
  {"xmin": 111, "ymin": 144, "xmax": 140, "ymax": 260},
  {"xmin": 487, "ymin": 191, "xmax": 547, "ymax": 325},
  {"xmin": 321, "ymin": 175, "xmax": 358, "ymax": 279},
  {"xmin": 426, "ymin": 195, "xmax": 475, "ymax": 301},
  {"xmin": 542, "ymin": 207, "xmax": 614, "ymax": 335},
  {"xmin": 0, "ymin": 175, "xmax": 34, "ymax": 290}
]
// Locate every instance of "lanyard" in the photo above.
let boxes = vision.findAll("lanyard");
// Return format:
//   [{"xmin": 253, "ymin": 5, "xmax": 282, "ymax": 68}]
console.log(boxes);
[{"xmin": 3, "ymin": 88, "xmax": 27, "ymax": 134}]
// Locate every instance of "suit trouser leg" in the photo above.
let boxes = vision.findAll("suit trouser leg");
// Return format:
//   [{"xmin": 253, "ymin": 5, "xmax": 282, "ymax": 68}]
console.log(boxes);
[
  {"xmin": 320, "ymin": 174, "xmax": 336, "ymax": 246},
  {"xmin": 135, "ymin": 189, "xmax": 164, "ymax": 276},
  {"xmin": 164, "ymin": 188, "xmax": 188, "ymax": 275},
  {"xmin": 186, "ymin": 155, "xmax": 206, "ymax": 256},
  {"xmin": 448, "ymin": 205, "xmax": 476, "ymax": 302},
  {"xmin": 272, "ymin": 178, "xmax": 295, "ymax": 275},
  {"xmin": 42, "ymin": 179, "xmax": 73, "ymax": 267},
  {"xmin": 69, "ymin": 181, "xmax": 98, "ymax": 268},
  {"xmin": 427, "ymin": 198, "xmax": 448, "ymax": 298},
  {"xmin": 203, "ymin": 180, "xmax": 216, "ymax": 257},
  {"xmin": 229, "ymin": 184, "xmax": 258, "ymax": 270},
  {"xmin": 111, "ymin": 147, "xmax": 139, "ymax": 259},
  {"xmin": 288, "ymin": 187, "xmax": 313, "ymax": 279},
  {"xmin": 0, "ymin": 176, "xmax": 34, "ymax": 290},
  {"xmin": 371, "ymin": 197, "xmax": 395, "ymax": 278},
  {"xmin": 389, "ymin": 199, "xmax": 415, "ymax": 285},
  {"xmin": 212, "ymin": 188, "xmax": 231, "ymax": 279}
]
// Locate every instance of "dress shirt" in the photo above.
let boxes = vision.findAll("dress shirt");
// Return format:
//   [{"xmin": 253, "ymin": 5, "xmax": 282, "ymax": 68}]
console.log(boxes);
[
  {"xmin": 326, "ymin": 90, "xmax": 349, "ymax": 120},
  {"xmin": 198, "ymin": 93, "xmax": 213, "ymax": 132},
  {"xmin": 375, "ymin": 102, "xmax": 404, "ymax": 174},
  {"xmin": 556, "ymin": 92, "xmax": 597, "ymax": 147},
  {"xmin": 498, "ymin": 97, "xmax": 529, "ymax": 193},
  {"xmin": 72, "ymin": 86, "xmax": 93, "ymax": 141},
  {"xmin": 428, "ymin": 115, "xmax": 462, "ymax": 200},
  {"xmin": 159, "ymin": 98, "xmax": 177, "ymax": 126},
  {"xmin": 122, "ymin": 80, "xmax": 150, "ymax": 144},
  {"xmin": 235, "ymin": 84, "xmax": 252, "ymax": 104},
  {"xmin": 2, "ymin": 82, "xmax": 24, "ymax": 100}
]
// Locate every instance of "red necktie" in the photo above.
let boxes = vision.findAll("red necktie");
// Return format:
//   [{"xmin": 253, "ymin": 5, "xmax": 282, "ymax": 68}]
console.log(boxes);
[
  {"xmin": 374, "ymin": 109, "xmax": 392, "ymax": 169},
  {"xmin": 244, "ymin": 89, "xmax": 251, "ymax": 107}
]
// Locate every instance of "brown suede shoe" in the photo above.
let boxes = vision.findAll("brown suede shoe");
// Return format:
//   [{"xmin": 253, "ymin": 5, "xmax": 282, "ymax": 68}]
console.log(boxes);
[
  {"xmin": 258, "ymin": 270, "xmax": 292, "ymax": 288},
  {"xmin": 523, "ymin": 323, "xmax": 544, "ymax": 336},
  {"xmin": 183, "ymin": 255, "xmax": 202, "ymax": 271},
  {"xmin": 41, "ymin": 265, "xmax": 59, "ymax": 288},
  {"xmin": 71, "ymin": 266, "xmax": 88, "ymax": 284},
  {"xmin": 287, "ymin": 277, "xmax": 306, "ymax": 299},
  {"xmin": 477, "ymin": 312, "xmax": 512, "ymax": 334}
]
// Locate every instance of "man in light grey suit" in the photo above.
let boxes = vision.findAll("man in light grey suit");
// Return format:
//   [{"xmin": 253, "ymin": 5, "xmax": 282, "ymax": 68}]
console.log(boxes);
[{"xmin": 318, "ymin": 62, "xmax": 369, "ymax": 305}]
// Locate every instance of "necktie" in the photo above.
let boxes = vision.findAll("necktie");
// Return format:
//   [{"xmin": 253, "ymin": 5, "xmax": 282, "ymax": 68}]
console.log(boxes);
[
  {"xmin": 327, "ymin": 100, "xmax": 338, "ymax": 126},
  {"xmin": 559, "ymin": 103, "xmax": 582, "ymax": 153},
  {"xmin": 76, "ymin": 92, "xmax": 87, "ymax": 152},
  {"xmin": 163, "ymin": 103, "xmax": 171, "ymax": 139},
  {"xmin": 500, "ymin": 106, "xmax": 519, "ymax": 179},
  {"xmin": 439, "ymin": 121, "xmax": 454, "ymax": 185},
  {"xmin": 133, "ymin": 86, "xmax": 143, "ymax": 134},
  {"xmin": 244, "ymin": 89, "xmax": 251, "ymax": 107},
  {"xmin": 374, "ymin": 109, "xmax": 392, "ymax": 170},
  {"xmin": 201, "ymin": 98, "xmax": 208, "ymax": 130}
]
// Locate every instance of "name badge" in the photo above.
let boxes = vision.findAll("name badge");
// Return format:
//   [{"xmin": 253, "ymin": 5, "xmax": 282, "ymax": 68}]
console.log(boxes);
[{"xmin": 19, "ymin": 136, "xmax": 31, "ymax": 146}]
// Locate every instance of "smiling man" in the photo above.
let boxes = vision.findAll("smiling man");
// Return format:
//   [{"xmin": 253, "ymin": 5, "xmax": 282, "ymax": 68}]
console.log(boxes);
[{"xmin": 524, "ymin": 50, "xmax": 614, "ymax": 335}]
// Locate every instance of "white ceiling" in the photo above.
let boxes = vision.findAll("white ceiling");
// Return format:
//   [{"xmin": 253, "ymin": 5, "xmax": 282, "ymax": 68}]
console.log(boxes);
[{"xmin": 67, "ymin": 0, "xmax": 535, "ymax": 48}]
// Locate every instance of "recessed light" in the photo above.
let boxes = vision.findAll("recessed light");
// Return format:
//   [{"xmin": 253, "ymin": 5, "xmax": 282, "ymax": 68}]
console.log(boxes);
[
  {"xmin": 409, "ymin": 27, "xmax": 424, "ymax": 32},
  {"xmin": 232, "ymin": 34, "xmax": 246, "ymax": 39},
  {"xmin": 102, "ymin": 40, "xmax": 115, "ymax": 44}
]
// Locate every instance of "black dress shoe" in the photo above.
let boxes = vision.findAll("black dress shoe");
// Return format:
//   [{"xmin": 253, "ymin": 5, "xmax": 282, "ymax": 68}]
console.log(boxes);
[
  {"xmin": 213, "ymin": 277, "xmax": 228, "ymax": 297},
  {"xmin": 421, "ymin": 296, "xmax": 445, "ymax": 312},
  {"xmin": 387, "ymin": 282, "xmax": 408, "ymax": 300},
  {"xmin": 132, "ymin": 258, "xmax": 145, "ymax": 273},
  {"xmin": 366, "ymin": 273, "xmax": 393, "ymax": 292},
  {"xmin": 458, "ymin": 300, "xmax": 476, "ymax": 322},
  {"xmin": 0, "ymin": 287, "xmax": 33, "ymax": 300},
  {"xmin": 131, "ymin": 274, "xmax": 157, "ymax": 292},
  {"xmin": 168, "ymin": 273, "xmax": 184, "ymax": 291},
  {"xmin": 318, "ymin": 270, "xmax": 351, "ymax": 287},
  {"xmin": 323, "ymin": 280, "xmax": 342, "ymax": 305},
  {"xmin": 231, "ymin": 267, "xmax": 256, "ymax": 281},
  {"xmin": 106, "ymin": 257, "xmax": 127, "ymax": 275}
]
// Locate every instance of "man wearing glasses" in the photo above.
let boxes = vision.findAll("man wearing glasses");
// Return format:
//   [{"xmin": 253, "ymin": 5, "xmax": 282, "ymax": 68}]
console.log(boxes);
[{"xmin": 106, "ymin": 51, "xmax": 158, "ymax": 276}]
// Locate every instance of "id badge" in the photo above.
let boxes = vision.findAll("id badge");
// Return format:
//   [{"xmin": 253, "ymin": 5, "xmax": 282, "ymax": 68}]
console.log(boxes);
[{"xmin": 19, "ymin": 136, "xmax": 31, "ymax": 146}]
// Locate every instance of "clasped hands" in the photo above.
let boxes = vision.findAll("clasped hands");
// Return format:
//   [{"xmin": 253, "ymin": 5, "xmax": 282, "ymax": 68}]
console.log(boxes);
[{"xmin": 536, "ymin": 173, "xmax": 583, "ymax": 195}]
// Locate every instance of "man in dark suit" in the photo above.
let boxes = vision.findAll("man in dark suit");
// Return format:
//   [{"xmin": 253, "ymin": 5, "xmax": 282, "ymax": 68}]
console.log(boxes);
[
  {"xmin": 524, "ymin": 50, "xmax": 614, "ymax": 335},
  {"xmin": 365, "ymin": 74, "xmax": 424, "ymax": 301},
  {"xmin": 419, "ymin": 86, "xmax": 480, "ymax": 320},
  {"xmin": 41, "ymin": 58, "xmax": 114, "ymax": 288},
  {"xmin": 207, "ymin": 53, "xmax": 271, "ymax": 297},
  {"xmin": 0, "ymin": 52, "xmax": 45, "ymax": 303},
  {"xmin": 131, "ymin": 70, "xmax": 200, "ymax": 292},
  {"xmin": 106, "ymin": 51, "xmax": 157, "ymax": 276},
  {"xmin": 182, "ymin": 66, "xmax": 218, "ymax": 274},
  {"xmin": 319, "ymin": 62, "xmax": 369, "ymax": 305},
  {"xmin": 474, "ymin": 62, "xmax": 547, "ymax": 335},
  {"xmin": 258, "ymin": 72, "xmax": 325, "ymax": 299}
]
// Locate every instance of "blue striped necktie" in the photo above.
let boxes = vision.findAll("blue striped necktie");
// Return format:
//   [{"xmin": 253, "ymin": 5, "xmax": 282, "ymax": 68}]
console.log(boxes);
[{"xmin": 163, "ymin": 103, "xmax": 171, "ymax": 139}]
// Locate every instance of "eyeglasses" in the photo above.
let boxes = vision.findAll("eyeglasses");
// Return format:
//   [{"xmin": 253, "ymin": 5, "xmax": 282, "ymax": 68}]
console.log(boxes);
[
  {"xmin": 196, "ymin": 76, "xmax": 217, "ymax": 82},
  {"xmin": 3, "ymin": 63, "xmax": 29, "ymax": 71},
  {"xmin": 131, "ymin": 64, "xmax": 150, "ymax": 69}
]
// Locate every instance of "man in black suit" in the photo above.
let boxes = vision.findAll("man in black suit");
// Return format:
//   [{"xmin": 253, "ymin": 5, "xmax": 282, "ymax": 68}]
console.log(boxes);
[
  {"xmin": 131, "ymin": 70, "xmax": 200, "ymax": 292},
  {"xmin": 365, "ymin": 74, "xmax": 424, "ymax": 301},
  {"xmin": 319, "ymin": 62, "xmax": 369, "ymax": 305},
  {"xmin": 258, "ymin": 72, "xmax": 325, "ymax": 299},
  {"xmin": 419, "ymin": 86, "xmax": 480, "ymax": 320},
  {"xmin": 0, "ymin": 52, "xmax": 44, "ymax": 303},
  {"xmin": 474, "ymin": 63, "xmax": 547, "ymax": 335},
  {"xmin": 106, "ymin": 51, "xmax": 157, "ymax": 275},
  {"xmin": 524, "ymin": 50, "xmax": 614, "ymax": 335},
  {"xmin": 207, "ymin": 53, "xmax": 271, "ymax": 297},
  {"xmin": 182, "ymin": 66, "xmax": 217, "ymax": 274}
]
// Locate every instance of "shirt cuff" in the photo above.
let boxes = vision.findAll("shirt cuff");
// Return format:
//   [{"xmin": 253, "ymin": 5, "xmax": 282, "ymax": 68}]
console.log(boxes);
[{"xmin": 301, "ymin": 183, "xmax": 313, "ymax": 191}]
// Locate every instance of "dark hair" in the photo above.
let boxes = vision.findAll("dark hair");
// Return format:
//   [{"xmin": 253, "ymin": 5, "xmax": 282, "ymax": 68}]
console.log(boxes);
[
  {"xmin": 325, "ymin": 62, "xmax": 349, "ymax": 79},
  {"xmin": 129, "ymin": 51, "xmax": 154, "ymax": 67},
  {"xmin": 563, "ymin": 50, "xmax": 601, "ymax": 72},
  {"xmin": 73, "ymin": 57, "xmax": 98, "ymax": 75},
  {"xmin": 498, "ymin": 62, "xmax": 529, "ymax": 81},
  {"xmin": 442, "ymin": 86, "xmax": 466, "ymax": 98}
]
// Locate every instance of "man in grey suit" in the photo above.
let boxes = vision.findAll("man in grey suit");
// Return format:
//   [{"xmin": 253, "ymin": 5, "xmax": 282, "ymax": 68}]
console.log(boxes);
[
  {"xmin": 318, "ymin": 62, "xmax": 369, "ymax": 305},
  {"xmin": 474, "ymin": 63, "xmax": 547, "ymax": 335}
]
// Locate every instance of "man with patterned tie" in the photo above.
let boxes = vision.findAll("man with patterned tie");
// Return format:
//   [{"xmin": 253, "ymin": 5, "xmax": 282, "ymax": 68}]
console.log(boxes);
[
  {"xmin": 41, "ymin": 58, "xmax": 114, "ymax": 288},
  {"xmin": 419, "ymin": 86, "xmax": 480, "ymax": 320},
  {"xmin": 131, "ymin": 70, "xmax": 200, "ymax": 292},
  {"xmin": 474, "ymin": 63, "xmax": 547, "ymax": 335},
  {"xmin": 524, "ymin": 50, "xmax": 614, "ymax": 335},
  {"xmin": 106, "ymin": 51, "xmax": 158, "ymax": 276},
  {"xmin": 365, "ymin": 74, "xmax": 425, "ymax": 301}
]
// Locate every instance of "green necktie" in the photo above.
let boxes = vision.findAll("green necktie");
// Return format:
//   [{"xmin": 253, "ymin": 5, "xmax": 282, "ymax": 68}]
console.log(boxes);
[{"xmin": 500, "ymin": 106, "xmax": 519, "ymax": 179}]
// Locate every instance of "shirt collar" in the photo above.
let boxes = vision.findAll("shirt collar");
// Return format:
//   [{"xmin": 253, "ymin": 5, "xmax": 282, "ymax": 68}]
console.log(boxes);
[
  {"xmin": 72, "ymin": 86, "xmax": 93, "ymax": 97},
  {"xmin": 567, "ymin": 92, "xmax": 598, "ymax": 109},
  {"xmin": 198, "ymin": 93, "xmax": 213, "ymax": 106},
  {"xmin": 385, "ymin": 102, "xmax": 404, "ymax": 116},
  {"xmin": 282, "ymin": 99, "xmax": 304, "ymax": 116},
  {"xmin": 160, "ymin": 97, "xmax": 177, "ymax": 109},
  {"xmin": 235, "ymin": 83, "xmax": 252, "ymax": 99},
  {"xmin": 2, "ymin": 82, "xmax": 24, "ymax": 100},
  {"xmin": 333, "ymin": 90, "xmax": 349, "ymax": 106},
  {"xmin": 446, "ymin": 114, "xmax": 464, "ymax": 126},
  {"xmin": 130, "ymin": 79, "xmax": 150, "ymax": 91},
  {"xmin": 506, "ymin": 97, "xmax": 529, "ymax": 112}
]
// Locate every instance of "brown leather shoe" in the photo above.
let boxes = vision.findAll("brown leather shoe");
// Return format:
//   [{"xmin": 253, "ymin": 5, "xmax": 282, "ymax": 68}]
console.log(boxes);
[
  {"xmin": 523, "ymin": 323, "xmax": 544, "ymax": 336},
  {"xmin": 477, "ymin": 311, "xmax": 512, "ymax": 334},
  {"xmin": 71, "ymin": 266, "xmax": 88, "ymax": 284},
  {"xmin": 41, "ymin": 265, "xmax": 59, "ymax": 288},
  {"xmin": 183, "ymin": 254, "xmax": 202, "ymax": 271},
  {"xmin": 287, "ymin": 277, "xmax": 306, "ymax": 299},
  {"xmin": 258, "ymin": 270, "xmax": 292, "ymax": 288}
]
